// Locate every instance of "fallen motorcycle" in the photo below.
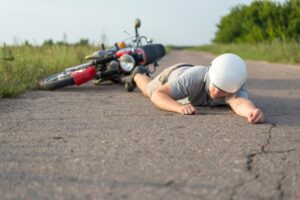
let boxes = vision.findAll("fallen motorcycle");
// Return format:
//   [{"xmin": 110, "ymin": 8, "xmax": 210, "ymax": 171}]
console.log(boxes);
[{"xmin": 39, "ymin": 18, "xmax": 166, "ymax": 91}]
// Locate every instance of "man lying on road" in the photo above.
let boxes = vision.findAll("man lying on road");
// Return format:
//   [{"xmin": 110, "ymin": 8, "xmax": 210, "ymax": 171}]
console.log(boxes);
[{"xmin": 125, "ymin": 53, "xmax": 265, "ymax": 124}]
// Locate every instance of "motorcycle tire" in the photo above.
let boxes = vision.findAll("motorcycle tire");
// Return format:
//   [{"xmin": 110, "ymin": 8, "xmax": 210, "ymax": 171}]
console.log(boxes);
[{"xmin": 39, "ymin": 72, "xmax": 74, "ymax": 90}]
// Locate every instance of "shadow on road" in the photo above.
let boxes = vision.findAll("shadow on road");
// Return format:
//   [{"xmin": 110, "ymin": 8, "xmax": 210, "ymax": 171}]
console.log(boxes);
[
  {"xmin": 250, "ymin": 94, "xmax": 300, "ymax": 127},
  {"xmin": 248, "ymin": 78, "xmax": 300, "ymax": 90},
  {"xmin": 53, "ymin": 83, "xmax": 124, "ymax": 93}
]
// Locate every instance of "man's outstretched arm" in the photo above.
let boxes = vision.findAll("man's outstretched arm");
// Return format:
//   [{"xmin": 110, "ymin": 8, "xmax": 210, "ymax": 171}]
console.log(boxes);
[
  {"xmin": 150, "ymin": 83, "xmax": 196, "ymax": 115},
  {"xmin": 228, "ymin": 97, "xmax": 265, "ymax": 124}
]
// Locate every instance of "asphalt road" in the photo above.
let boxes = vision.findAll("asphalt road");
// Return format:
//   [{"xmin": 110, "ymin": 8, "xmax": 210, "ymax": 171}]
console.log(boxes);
[{"xmin": 0, "ymin": 50, "xmax": 300, "ymax": 200}]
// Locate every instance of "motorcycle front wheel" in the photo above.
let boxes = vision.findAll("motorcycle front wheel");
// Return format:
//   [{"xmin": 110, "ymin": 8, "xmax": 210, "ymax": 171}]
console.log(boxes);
[{"xmin": 39, "ymin": 71, "xmax": 74, "ymax": 90}]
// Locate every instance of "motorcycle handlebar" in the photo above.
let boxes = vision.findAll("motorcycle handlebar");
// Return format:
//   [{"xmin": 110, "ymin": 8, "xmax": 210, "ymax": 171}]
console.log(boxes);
[{"xmin": 93, "ymin": 53, "xmax": 116, "ymax": 65}]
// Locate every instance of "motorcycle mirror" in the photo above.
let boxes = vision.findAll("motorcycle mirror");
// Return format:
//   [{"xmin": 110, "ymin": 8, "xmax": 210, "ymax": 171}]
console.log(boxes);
[
  {"xmin": 135, "ymin": 18, "xmax": 141, "ymax": 29},
  {"xmin": 101, "ymin": 43, "xmax": 105, "ymax": 50}
]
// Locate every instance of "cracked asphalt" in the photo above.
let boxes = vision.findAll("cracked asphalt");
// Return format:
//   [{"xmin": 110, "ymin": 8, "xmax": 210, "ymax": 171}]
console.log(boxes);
[{"xmin": 0, "ymin": 50, "xmax": 300, "ymax": 200}]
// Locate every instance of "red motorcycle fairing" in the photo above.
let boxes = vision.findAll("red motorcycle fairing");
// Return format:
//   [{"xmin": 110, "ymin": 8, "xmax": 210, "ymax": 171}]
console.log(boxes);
[
  {"xmin": 115, "ymin": 48, "xmax": 147, "ymax": 65},
  {"xmin": 115, "ymin": 49, "xmax": 132, "ymax": 58},
  {"xmin": 71, "ymin": 66, "xmax": 97, "ymax": 85}
]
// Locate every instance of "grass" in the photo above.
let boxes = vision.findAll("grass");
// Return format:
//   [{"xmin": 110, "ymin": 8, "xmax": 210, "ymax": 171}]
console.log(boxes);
[
  {"xmin": 189, "ymin": 41, "xmax": 300, "ymax": 65},
  {"xmin": 0, "ymin": 44, "xmax": 97, "ymax": 97}
]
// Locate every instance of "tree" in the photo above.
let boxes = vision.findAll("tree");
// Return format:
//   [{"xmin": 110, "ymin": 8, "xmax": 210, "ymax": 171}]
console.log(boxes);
[
  {"xmin": 75, "ymin": 38, "xmax": 89, "ymax": 46},
  {"xmin": 213, "ymin": 0, "xmax": 300, "ymax": 43},
  {"xmin": 42, "ymin": 39, "xmax": 54, "ymax": 46}
]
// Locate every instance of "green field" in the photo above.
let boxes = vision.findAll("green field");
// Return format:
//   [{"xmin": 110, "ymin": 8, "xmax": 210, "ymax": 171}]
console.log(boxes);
[
  {"xmin": 189, "ymin": 41, "xmax": 300, "ymax": 65},
  {"xmin": 0, "ymin": 45, "xmax": 97, "ymax": 97}
]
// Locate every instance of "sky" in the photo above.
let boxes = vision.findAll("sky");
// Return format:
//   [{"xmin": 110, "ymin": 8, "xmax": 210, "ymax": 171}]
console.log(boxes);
[{"xmin": 0, "ymin": 0, "xmax": 287, "ymax": 46}]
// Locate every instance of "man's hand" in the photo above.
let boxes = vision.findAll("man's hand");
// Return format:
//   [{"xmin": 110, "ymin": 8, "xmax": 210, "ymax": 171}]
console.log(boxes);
[
  {"xmin": 247, "ymin": 108, "xmax": 265, "ymax": 124},
  {"xmin": 228, "ymin": 97, "xmax": 265, "ymax": 124},
  {"xmin": 151, "ymin": 84, "xmax": 198, "ymax": 115},
  {"xmin": 177, "ymin": 104, "xmax": 197, "ymax": 115}
]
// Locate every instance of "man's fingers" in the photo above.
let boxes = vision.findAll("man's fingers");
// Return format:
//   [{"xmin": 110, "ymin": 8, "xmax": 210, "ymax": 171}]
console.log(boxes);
[
  {"xmin": 251, "ymin": 112, "xmax": 259, "ymax": 122},
  {"xmin": 191, "ymin": 107, "xmax": 197, "ymax": 114},
  {"xmin": 248, "ymin": 110, "xmax": 265, "ymax": 124},
  {"xmin": 189, "ymin": 106, "xmax": 197, "ymax": 115},
  {"xmin": 179, "ymin": 104, "xmax": 196, "ymax": 115},
  {"xmin": 184, "ymin": 108, "xmax": 193, "ymax": 115},
  {"xmin": 248, "ymin": 112, "xmax": 259, "ymax": 123},
  {"xmin": 251, "ymin": 114, "xmax": 260, "ymax": 123},
  {"xmin": 248, "ymin": 113, "xmax": 254, "ymax": 123},
  {"xmin": 254, "ymin": 112, "xmax": 265, "ymax": 123},
  {"xmin": 189, "ymin": 107, "xmax": 195, "ymax": 114}
]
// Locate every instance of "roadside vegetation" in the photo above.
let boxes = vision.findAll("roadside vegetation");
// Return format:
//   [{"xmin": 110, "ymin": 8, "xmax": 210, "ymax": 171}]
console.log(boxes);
[
  {"xmin": 190, "ymin": 41, "xmax": 300, "ymax": 64},
  {"xmin": 191, "ymin": 0, "xmax": 300, "ymax": 65},
  {"xmin": 0, "ymin": 42, "xmax": 97, "ymax": 97}
]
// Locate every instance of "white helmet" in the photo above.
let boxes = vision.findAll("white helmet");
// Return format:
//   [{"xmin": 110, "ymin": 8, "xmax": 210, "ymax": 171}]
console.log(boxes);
[{"xmin": 208, "ymin": 53, "xmax": 247, "ymax": 93}]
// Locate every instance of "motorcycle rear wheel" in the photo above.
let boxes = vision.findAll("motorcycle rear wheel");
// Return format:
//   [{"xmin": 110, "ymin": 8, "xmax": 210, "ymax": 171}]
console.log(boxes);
[{"xmin": 39, "ymin": 71, "xmax": 74, "ymax": 90}]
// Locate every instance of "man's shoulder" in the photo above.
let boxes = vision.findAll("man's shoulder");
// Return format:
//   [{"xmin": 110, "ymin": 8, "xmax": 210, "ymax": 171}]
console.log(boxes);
[
  {"xmin": 183, "ymin": 65, "xmax": 208, "ymax": 79},
  {"xmin": 168, "ymin": 65, "xmax": 208, "ymax": 82},
  {"xmin": 189, "ymin": 65, "xmax": 208, "ymax": 69}
]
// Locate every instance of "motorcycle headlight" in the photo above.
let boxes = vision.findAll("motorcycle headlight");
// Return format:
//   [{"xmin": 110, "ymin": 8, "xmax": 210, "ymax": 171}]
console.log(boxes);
[{"xmin": 119, "ymin": 54, "xmax": 135, "ymax": 72}]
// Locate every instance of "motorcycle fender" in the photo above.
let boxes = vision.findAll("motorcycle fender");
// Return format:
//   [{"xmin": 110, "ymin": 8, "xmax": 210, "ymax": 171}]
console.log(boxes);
[{"xmin": 71, "ymin": 66, "xmax": 96, "ymax": 86}]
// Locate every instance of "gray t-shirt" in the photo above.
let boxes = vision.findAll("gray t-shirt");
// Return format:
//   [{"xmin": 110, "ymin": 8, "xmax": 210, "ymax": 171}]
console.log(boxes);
[{"xmin": 167, "ymin": 65, "xmax": 248, "ymax": 106}]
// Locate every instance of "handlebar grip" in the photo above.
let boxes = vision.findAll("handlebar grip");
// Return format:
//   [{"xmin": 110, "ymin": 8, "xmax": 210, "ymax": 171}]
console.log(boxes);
[{"xmin": 93, "ymin": 53, "xmax": 115, "ymax": 65}]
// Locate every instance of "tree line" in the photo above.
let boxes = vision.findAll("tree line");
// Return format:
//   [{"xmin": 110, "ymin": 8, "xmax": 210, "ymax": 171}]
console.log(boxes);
[
  {"xmin": 213, "ymin": 0, "xmax": 300, "ymax": 43},
  {"xmin": 42, "ymin": 38, "xmax": 90, "ymax": 46}
]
